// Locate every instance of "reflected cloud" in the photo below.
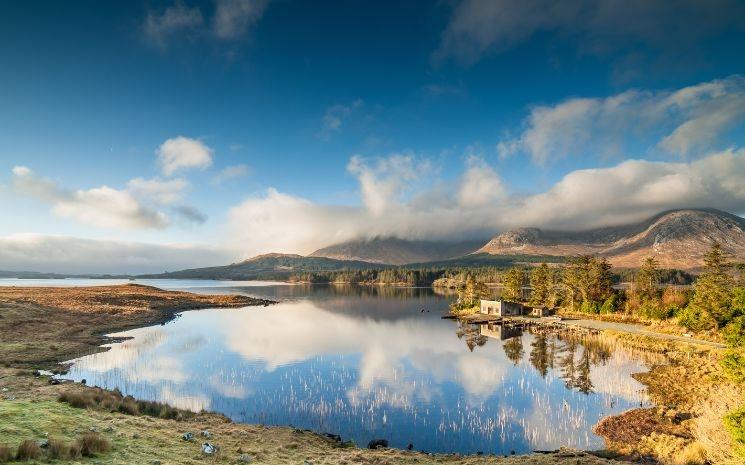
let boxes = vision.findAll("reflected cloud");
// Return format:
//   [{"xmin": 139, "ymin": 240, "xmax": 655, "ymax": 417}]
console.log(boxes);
[{"xmin": 63, "ymin": 285, "xmax": 652, "ymax": 455}]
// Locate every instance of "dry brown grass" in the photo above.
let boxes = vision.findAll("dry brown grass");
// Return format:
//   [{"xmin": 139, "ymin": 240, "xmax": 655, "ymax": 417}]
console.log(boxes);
[
  {"xmin": 0, "ymin": 444, "xmax": 12, "ymax": 463},
  {"xmin": 47, "ymin": 437, "xmax": 71, "ymax": 459},
  {"xmin": 0, "ymin": 284, "xmax": 268, "ymax": 316},
  {"xmin": 74, "ymin": 432, "xmax": 110, "ymax": 457},
  {"xmin": 15, "ymin": 439, "xmax": 42, "ymax": 461},
  {"xmin": 59, "ymin": 387, "xmax": 197, "ymax": 420},
  {"xmin": 694, "ymin": 384, "xmax": 745, "ymax": 465},
  {"xmin": 0, "ymin": 284, "xmax": 273, "ymax": 370}
]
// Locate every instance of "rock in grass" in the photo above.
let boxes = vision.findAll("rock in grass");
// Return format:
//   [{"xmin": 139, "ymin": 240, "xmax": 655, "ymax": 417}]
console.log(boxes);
[
  {"xmin": 182, "ymin": 432, "xmax": 193, "ymax": 441},
  {"xmin": 201, "ymin": 443, "xmax": 218, "ymax": 455},
  {"xmin": 201, "ymin": 430, "xmax": 210, "ymax": 438},
  {"xmin": 238, "ymin": 453, "xmax": 252, "ymax": 462},
  {"xmin": 367, "ymin": 439, "xmax": 388, "ymax": 449}
]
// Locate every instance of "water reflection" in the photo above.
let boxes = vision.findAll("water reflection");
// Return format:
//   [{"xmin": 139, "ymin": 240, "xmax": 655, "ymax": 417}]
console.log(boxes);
[{"xmin": 63, "ymin": 284, "xmax": 650, "ymax": 455}]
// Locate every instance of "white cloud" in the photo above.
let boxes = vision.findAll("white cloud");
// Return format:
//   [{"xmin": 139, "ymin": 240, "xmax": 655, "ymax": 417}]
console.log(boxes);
[
  {"xmin": 10, "ymin": 168, "xmax": 209, "ymax": 231},
  {"xmin": 11, "ymin": 166, "xmax": 31, "ymax": 176},
  {"xmin": 144, "ymin": 1, "xmax": 204, "ymax": 46},
  {"xmin": 225, "ymin": 149, "xmax": 745, "ymax": 257},
  {"xmin": 0, "ymin": 234, "xmax": 232, "ymax": 274},
  {"xmin": 346, "ymin": 153, "xmax": 427, "ymax": 217},
  {"xmin": 156, "ymin": 136, "xmax": 214, "ymax": 176},
  {"xmin": 127, "ymin": 177, "xmax": 189, "ymax": 204},
  {"xmin": 457, "ymin": 156, "xmax": 505, "ymax": 208},
  {"xmin": 213, "ymin": 0, "xmax": 268, "ymax": 39},
  {"xmin": 435, "ymin": 0, "xmax": 745, "ymax": 69},
  {"xmin": 318, "ymin": 99, "xmax": 363, "ymax": 140},
  {"xmin": 498, "ymin": 76, "xmax": 745, "ymax": 165},
  {"xmin": 12, "ymin": 168, "xmax": 168, "ymax": 230},
  {"xmin": 212, "ymin": 164, "xmax": 249, "ymax": 184}
]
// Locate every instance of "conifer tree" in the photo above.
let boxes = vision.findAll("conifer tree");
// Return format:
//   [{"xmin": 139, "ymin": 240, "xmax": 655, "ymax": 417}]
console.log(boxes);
[
  {"xmin": 530, "ymin": 263, "xmax": 553, "ymax": 307},
  {"xmin": 502, "ymin": 268, "xmax": 525, "ymax": 302}
]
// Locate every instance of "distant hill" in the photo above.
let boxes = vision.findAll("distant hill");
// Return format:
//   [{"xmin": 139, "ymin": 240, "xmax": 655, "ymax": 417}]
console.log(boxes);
[
  {"xmin": 137, "ymin": 253, "xmax": 384, "ymax": 280},
  {"xmin": 477, "ymin": 209, "xmax": 745, "ymax": 269},
  {"xmin": 309, "ymin": 237, "xmax": 485, "ymax": 265}
]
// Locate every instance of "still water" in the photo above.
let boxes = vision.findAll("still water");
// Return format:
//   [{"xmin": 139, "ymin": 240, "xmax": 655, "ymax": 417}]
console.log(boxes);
[{"xmin": 58, "ymin": 281, "xmax": 650, "ymax": 455}]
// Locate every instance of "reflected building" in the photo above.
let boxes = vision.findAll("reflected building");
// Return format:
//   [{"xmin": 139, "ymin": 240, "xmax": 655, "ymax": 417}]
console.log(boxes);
[{"xmin": 479, "ymin": 322, "xmax": 523, "ymax": 340}]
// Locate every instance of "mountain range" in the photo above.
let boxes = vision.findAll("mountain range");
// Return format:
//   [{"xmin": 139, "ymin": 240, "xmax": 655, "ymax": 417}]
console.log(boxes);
[
  {"xmin": 476, "ymin": 208, "xmax": 745, "ymax": 269},
  {"xmin": 3, "ymin": 208, "xmax": 742, "ymax": 280},
  {"xmin": 142, "ymin": 208, "xmax": 745, "ymax": 280}
]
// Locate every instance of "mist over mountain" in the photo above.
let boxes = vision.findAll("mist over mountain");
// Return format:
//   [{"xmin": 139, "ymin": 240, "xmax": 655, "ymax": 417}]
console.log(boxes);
[
  {"xmin": 478, "ymin": 209, "xmax": 745, "ymax": 269},
  {"xmin": 309, "ymin": 237, "xmax": 485, "ymax": 265}
]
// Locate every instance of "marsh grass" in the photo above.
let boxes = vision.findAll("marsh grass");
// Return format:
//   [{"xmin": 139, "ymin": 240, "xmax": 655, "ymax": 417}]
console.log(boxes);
[
  {"xmin": 15, "ymin": 439, "xmax": 42, "ymax": 461},
  {"xmin": 0, "ymin": 444, "xmax": 12, "ymax": 463},
  {"xmin": 47, "ymin": 437, "xmax": 71, "ymax": 459},
  {"xmin": 74, "ymin": 432, "xmax": 110, "ymax": 457},
  {"xmin": 59, "ymin": 387, "xmax": 194, "ymax": 420}
]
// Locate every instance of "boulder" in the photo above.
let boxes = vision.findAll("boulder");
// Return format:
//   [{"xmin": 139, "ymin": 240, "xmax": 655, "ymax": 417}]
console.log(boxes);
[
  {"xmin": 182, "ymin": 432, "xmax": 194, "ymax": 441},
  {"xmin": 367, "ymin": 439, "xmax": 388, "ymax": 449},
  {"xmin": 201, "ymin": 443, "xmax": 218, "ymax": 455}
]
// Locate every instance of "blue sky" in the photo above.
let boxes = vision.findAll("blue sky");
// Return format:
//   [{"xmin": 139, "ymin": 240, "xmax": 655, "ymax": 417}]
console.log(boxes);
[{"xmin": 1, "ymin": 0, "xmax": 744, "ymax": 273}]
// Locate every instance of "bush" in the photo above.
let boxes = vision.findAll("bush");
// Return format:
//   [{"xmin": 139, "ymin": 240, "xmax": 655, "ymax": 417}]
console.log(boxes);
[
  {"xmin": 580, "ymin": 299, "xmax": 600, "ymax": 314},
  {"xmin": 74, "ymin": 432, "xmax": 110, "ymax": 457},
  {"xmin": 600, "ymin": 294, "xmax": 619, "ymax": 314},
  {"xmin": 677, "ymin": 304, "xmax": 717, "ymax": 331},
  {"xmin": 16, "ymin": 439, "xmax": 42, "ymax": 460},
  {"xmin": 639, "ymin": 299, "xmax": 673, "ymax": 320},
  {"xmin": 0, "ymin": 444, "xmax": 12, "ymax": 463},
  {"xmin": 724, "ymin": 407, "xmax": 745, "ymax": 458},
  {"xmin": 724, "ymin": 316, "xmax": 745, "ymax": 347},
  {"xmin": 662, "ymin": 286, "xmax": 689, "ymax": 308},
  {"xmin": 721, "ymin": 350, "xmax": 745, "ymax": 384}
]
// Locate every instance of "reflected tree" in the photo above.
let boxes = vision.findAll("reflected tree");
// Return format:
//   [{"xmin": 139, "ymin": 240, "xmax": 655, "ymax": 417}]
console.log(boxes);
[
  {"xmin": 503, "ymin": 337, "xmax": 524, "ymax": 365},
  {"xmin": 574, "ymin": 347, "xmax": 594, "ymax": 394},
  {"xmin": 529, "ymin": 334, "xmax": 551, "ymax": 378},
  {"xmin": 558, "ymin": 340, "xmax": 577, "ymax": 389}
]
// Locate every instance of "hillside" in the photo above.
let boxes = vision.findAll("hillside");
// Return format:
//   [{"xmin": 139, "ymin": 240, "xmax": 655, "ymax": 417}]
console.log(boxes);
[
  {"xmin": 478, "ymin": 209, "xmax": 745, "ymax": 269},
  {"xmin": 309, "ymin": 237, "xmax": 485, "ymax": 265},
  {"xmin": 137, "ymin": 253, "xmax": 384, "ymax": 280}
]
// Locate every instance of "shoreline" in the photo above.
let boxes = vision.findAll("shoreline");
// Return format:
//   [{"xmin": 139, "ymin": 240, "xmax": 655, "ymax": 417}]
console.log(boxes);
[{"xmin": 0, "ymin": 283, "xmax": 727, "ymax": 464}]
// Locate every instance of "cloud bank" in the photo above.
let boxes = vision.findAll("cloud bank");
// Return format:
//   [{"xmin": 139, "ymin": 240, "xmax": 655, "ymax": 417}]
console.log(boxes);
[
  {"xmin": 12, "ymin": 166, "xmax": 169, "ymax": 230},
  {"xmin": 11, "ymin": 135, "xmax": 212, "ymax": 231},
  {"xmin": 0, "ymin": 234, "xmax": 231, "ymax": 275},
  {"xmin": 226, "ymin": 148, "xmax": 745, "ymax": 258},
  {"xmin": 498, "ymin": 76, "xmax": 745, "ymax": 165}
]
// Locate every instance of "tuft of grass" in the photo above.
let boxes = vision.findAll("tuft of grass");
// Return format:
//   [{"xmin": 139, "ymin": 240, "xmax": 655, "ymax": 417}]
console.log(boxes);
[
  {"xmin": 68, "ymin": 441, "xmax": 82, "ymax": 458},
  {"xmin": 0, "ymin": 444, "xmax": 13, "ymax": 463},
  {"xmin": 58, "ymin": 390, "xmax": 97, "ymax": 409},
  {"xmin": 74, "ymin": 432, "xmax": 110, "ymax": 457},
  {"xmin": 16, "ymin": 439, "xmax": 42, "ymax": 461},
  {"xmin": 47, "ymin": 437, "xmax": 71, "ymax": 459}
]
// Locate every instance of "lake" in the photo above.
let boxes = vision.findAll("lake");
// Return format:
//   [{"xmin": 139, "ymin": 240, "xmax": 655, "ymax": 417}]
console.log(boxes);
[{"xmin": 49, "ymin": 280, "xmax": 651, "ymax": 455}]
